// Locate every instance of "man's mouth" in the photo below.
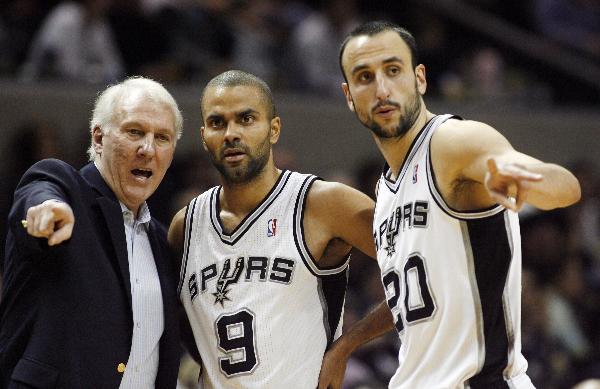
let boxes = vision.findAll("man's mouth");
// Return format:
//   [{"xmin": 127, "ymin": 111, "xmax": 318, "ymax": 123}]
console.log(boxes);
[
  {"xmin": 223, "ymin": 148, "xmax": 246, "ymax": 162},
  {"xmin": 132, "ymin": 168, "xmax": 153, "ymax": 179},
  {"xmin": 374, "ymin": 106, "xmax": 397, "ymax": 117}
]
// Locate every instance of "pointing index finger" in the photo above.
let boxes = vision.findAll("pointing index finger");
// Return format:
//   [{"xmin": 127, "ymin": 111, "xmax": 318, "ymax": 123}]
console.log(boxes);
[{"xmin": 487, "ymin": 158, "xmax": 499, "ymax": 174}]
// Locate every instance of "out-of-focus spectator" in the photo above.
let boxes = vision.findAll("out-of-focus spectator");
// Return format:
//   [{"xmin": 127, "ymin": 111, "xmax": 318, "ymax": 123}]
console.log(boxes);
[
  {"xmin": 534, "ymin": 0, "xmax": 600, "ymax": 59},
  {"xmin": 107, "ymin": 0, "xmax": 174, "ymax": 80},
  {"xmin": 0, "ymin": 0, "xmax": 57, "ymax": 75},
  {"xmin": 0, "ymin": 121, "xmax": 63, "ymax": 276},
  {"xmin": 291, "ymin": 0, "xmax": 360, "ymax": 95},
  {"xmin": 567, "ymin": 160, "xmax": 600, "ymax": 268},
  {"xmin": 229, "ymin": 0, "xmax": 283, "ymax": 85},
  {"xmin": 20, "ymin": 0, "xmax": 124, "ymax": 83},
  {"xmin": 153, "ymin": 0, "xmax": 235, "ymax": 82}
]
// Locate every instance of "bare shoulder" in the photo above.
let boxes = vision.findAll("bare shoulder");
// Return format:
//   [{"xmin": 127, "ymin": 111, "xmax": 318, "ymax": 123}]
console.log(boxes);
[
  {"xmin": 304, "ymin": 179, "xmax": 376, "ymax": 259},
  {"xmin": 432, "ymin": 119, "xmax": 512, "ymax": 168},
  {"xmin": 306, "ymin": 180, "xmax": 374, "ymax": 217},
  {"xmin": 168, "ymin": 207, "xmax": 187, "ymax": 252},
  {"xmin": 435, "ymin": 119, "xmax": 509, "ymax": 150}
]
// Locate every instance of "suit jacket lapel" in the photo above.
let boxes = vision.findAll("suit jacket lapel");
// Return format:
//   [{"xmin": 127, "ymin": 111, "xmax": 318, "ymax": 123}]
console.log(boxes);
[
  {"xmin": 81, "ymin": 163, "xmax": 133, "ymax": 310},
  {"xmin": 147, "ymin": 222, "xmax": 175, "ymax": 326}
]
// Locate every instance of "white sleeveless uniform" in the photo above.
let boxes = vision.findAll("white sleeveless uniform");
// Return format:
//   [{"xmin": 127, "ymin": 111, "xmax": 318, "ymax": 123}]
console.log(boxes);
[
  {"xmin": 374, "ymin": 114, "xmax": 535, "ymax": 389},
  {"xmin": 179, "ymin": 170, "xmax": 348, "ymax": 389}
]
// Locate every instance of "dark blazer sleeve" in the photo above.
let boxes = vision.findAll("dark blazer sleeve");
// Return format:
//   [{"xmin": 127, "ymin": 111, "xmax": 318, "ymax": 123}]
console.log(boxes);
[{"xmin": 7, "ymin": 159, "xmax": 78, "ymax": 258}]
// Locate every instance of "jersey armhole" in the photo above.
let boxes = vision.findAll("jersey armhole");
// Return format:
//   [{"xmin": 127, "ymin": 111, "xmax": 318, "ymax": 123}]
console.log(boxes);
[
  {"xmin": 177, "ymin": 196, "xmax": 199, "ymax": 297},
  {"xmin": 293, "ymin": 175, "xmax": 349, "ymax": 277}
]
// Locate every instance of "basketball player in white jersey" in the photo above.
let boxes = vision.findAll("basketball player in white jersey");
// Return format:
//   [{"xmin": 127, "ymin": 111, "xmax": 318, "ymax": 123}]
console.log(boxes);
[
  {"xmin": 169, "ymin": 70, "xmax": 392, "ymax": 388},
  {"xmin": 320, "ymin": 21, "xmax": 581, "ymax": 389}
]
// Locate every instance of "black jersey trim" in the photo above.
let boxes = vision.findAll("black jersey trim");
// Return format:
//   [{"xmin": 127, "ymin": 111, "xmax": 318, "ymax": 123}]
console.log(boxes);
[
  {"xmin": 425, "ymin": 119, "xmax": 505, "ymax": 220},
  {"xmin": 292, "ymin": 176, "xmax": 349, "ymax": 277},
  {"xmin": 178, "ymin": 196, "xmax": 198, "ymax": 297},
  {"xmin": 317, "ymin": 270, "xmax": 349, "ymax": 348},
  {"xmin": 382, "ymin": 115, "xmax": 440, "ymax": 193},
  {"xmin": 209, "ymin": 170, "xmax": 291, "ymax": 245},
  {"xmin": 462, "ymin": 212, "xmax": 513, "ymax": 388}
]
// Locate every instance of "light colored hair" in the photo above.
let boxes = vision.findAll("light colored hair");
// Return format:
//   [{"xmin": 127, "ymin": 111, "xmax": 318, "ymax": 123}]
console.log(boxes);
[{"xmin": 87, "ymin": 76, "xmax": 183, "ymax": 161}]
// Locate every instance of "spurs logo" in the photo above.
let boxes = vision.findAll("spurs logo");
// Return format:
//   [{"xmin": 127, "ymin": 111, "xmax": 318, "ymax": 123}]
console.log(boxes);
[
  {"xmin": 212, "ymin": 258, "xmax": 245, "ymax": 307},
  {"xmin": 385, "ymin": 207, "xmax": 400, "ymax": 257}
]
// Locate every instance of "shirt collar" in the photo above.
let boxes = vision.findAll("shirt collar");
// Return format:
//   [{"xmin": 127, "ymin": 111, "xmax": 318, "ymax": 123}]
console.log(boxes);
[
  {"xmin": 94, "ymin": 162, "xmax": 152, "ymax": 225},
  {"xmin": 120, "ymin": 201, "xmax": 152, "ymax": 225}
]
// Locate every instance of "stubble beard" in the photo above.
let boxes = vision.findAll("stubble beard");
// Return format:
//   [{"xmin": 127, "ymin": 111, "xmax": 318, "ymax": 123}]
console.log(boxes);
[
  {"xmin": 210, "ymin": 135, "xmax": 271, "ymax": 185},
  {"xmin": 361, "ymin": 88, "xmax": 422, "ymax": 140}
]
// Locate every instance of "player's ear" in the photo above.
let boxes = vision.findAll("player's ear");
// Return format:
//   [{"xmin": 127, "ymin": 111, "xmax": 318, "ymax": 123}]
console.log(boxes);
[
  {"xmin": 92, "ymin": 126, "xmax": 104, "ymax": 154},
  {"xmin": 415, "ymin": 64, "xmax": 427, "ymax": 95},
  {"xmin": 269, "ymin": 117, "xmax": 281, "ymax": 144},
  {"xmin": 341, "ymin": 83, "xmax": 355, "ymax": 112},
  {"xmin": 200, "ymin": 126, "xmax": 208, "ymax": 151}
]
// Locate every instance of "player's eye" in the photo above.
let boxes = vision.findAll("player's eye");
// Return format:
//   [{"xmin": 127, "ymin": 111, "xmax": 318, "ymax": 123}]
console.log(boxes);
[
  {"xmin": 387, "ymin": 66, "xmax": 401, "ymax": 76},
  {"xmin": 209, "ymin": 119, "xmax": 224, "ymax": 128},
  {"xmin": 241, "ymin": 114, "xmax": 255, "ymax": 124},
  {"xmin": 357, "ymin": 72, "xmax": 373, "ymax": 83}
]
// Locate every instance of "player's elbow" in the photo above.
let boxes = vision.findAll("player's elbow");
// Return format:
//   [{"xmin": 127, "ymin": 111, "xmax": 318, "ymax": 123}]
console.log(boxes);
[
  {"xmin": 542, "ymin": 175, "xmax": 581, "ymax": 210},
  {"xmin": 565, "ymin": 177, "xmax": 582, "ymax": 207}
]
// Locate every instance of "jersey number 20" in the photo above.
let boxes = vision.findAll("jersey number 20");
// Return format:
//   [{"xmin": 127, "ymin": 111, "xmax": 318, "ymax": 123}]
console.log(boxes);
[
  {"xmin": 382, "ymin": 253, "xmax": 436, "ymax": 333},
  {"xmin": 215, "ymin": 309, "xmax": 258, "ymax": 376}
]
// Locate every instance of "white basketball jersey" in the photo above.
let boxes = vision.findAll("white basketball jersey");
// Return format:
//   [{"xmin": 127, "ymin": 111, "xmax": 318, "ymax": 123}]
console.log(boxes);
[
  {"xmin": 374, "ymin": 114, "xmax": 534, "ymax": 389},
  {"xmin": 179, "ymin": 170, "xmax": 348, "ymax": 389}
]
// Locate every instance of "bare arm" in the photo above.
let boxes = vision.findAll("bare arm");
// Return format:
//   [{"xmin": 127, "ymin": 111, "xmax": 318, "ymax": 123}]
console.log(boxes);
[
  {"xmin": 304, "ymin": 181, "xmax": 394, "ymax": 387},
  {"xmin": 304, "ymin": 180, "xmax": 376, "ymax": 266},
  {"xmin": 432, "ymin": 120, "xmax": 581, "ymax": 212},
  {"xmin": 318, "ymin": 301, "xmax": 395, "ymax": 389}
]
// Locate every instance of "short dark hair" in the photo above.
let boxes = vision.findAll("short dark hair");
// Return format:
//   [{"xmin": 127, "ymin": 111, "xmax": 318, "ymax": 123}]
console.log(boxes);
[
  {"xmin": 339, "ymin": 21, "xmax": 419, "ymax": 82},
  {"xmin": 200, "ymin": 70, "xmax": 277, "ymax": 123}
]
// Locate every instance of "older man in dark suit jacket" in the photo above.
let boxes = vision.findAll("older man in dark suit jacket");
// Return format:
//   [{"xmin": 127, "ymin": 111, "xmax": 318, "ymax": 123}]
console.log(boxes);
[{"xmin": 0, "ymin": 77, "xmax": 183, "ymax": 388}]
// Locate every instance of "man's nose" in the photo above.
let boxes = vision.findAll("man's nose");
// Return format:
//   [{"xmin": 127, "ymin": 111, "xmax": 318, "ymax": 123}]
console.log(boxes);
[
  {"xmin": 223, "ymin": 122, "xmax": 241, "ymax": 143},
  {"xmin": 375, "ymin": 75, "xmax": 391, "ymax": 101},
  {"xmin": 138, "ymin": 134, "xmax": 156, "ymax": 157}
]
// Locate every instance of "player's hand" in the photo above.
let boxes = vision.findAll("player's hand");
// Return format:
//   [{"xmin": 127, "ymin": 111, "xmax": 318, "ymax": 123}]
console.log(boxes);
[
  {"xmin": 318, "ymin": 342, "xmax": 350, "ymax": 389},
  {"xmin": 484, "ymin": 158, "xmax": 543, "ymax": 212},
  {"xmin": 24, "ymin": 199, "xmax": 75, "ymax": 246}
]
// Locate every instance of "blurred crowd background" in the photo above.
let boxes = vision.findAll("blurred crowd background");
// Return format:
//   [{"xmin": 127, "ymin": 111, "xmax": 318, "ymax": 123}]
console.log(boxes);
[{"xmin": 1, "ymin": 0, "xmax": 599, "ymax": 388}]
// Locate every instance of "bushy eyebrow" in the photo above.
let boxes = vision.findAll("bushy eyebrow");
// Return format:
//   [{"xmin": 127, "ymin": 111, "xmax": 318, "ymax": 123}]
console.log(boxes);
[
  {"xmin": 351, "ymin": 56, "xmax": 405, "ymax": 76},
  {"xmin": 236, "ymin": 108, "xmax": 260, "ymax": 118},
  {"xmin": 205, "ymin": 113, "xmax": 223, "ymax": 123}
]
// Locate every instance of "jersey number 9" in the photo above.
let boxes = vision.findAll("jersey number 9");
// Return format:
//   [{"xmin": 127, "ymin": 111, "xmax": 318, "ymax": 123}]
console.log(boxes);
[{"xmin": 215, "ymin": 309, "xmax": 258, "ymax": 377}]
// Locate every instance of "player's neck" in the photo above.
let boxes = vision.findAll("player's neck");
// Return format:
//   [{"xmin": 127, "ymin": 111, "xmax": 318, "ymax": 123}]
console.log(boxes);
[
  {"xmin": 219, "ymin": 165, "xmax": 282, "ymax": 217},
  {"xmin": 375, "ymin": 108, "xmax": 434, "ymax": 179}
]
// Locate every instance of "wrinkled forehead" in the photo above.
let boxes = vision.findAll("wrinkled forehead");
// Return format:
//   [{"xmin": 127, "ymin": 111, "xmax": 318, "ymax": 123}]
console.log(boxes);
[
  {"xmin": 342, "ymin": 31, "xmax": 413, "ymax": 74},
  {"xmin": 202, "ymin": 85, "xmax": 267, "ymax": 116},
  {"xmin": 116, "ymin": 91, "xmax": 176, "ymax": 130}
]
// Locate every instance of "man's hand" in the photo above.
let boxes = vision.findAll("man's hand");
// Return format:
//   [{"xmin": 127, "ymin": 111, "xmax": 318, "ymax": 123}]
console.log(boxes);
[
  {"xmin": 318, "ymin": 342, "xmax": 351, "ymax": 389},
  {"xmin": 484, "ymin": 158, "xmax": 543, "ymax": 211},
  {"xmin": 24, "ymin": 199, "xmax": 75, "ymax": 246}
]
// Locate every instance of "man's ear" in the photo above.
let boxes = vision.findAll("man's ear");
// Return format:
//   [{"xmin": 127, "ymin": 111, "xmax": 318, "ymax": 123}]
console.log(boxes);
[
  {"xmin": 92, "ymin": 126, "xmax": 103, "ymax": 154},
  {"xmin": 341, "ymin": 83, "xmax": 355, "ymax": 112},
  {"xmin": 200, "ymin": 126, "xmax": 208, "ymax": 151},
  {"xmin": 415, "ymin": 64, "xmax": 427, "ymax": 95},
  {"xmin": 269, "ymin": 117, "xmax": 281, "ymax": 144}
]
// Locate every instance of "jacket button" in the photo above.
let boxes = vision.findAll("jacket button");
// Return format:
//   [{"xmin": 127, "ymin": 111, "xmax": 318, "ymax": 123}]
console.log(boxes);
[{"xmin": 117, "ymin": 363, "xmax": 126, "ymax": 373}]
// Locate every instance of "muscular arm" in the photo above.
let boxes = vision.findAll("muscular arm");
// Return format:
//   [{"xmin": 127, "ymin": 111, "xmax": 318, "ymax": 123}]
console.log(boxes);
[
  {"xmin": 431, "ymin": 119, "xmax": 581, "ymax": 211},
  {"xmin": 304, "ymin": 181, "xmax": 396, "ymax": 387},
  {"xmin": 168, "ymin": 208, "xmax": 202, "ymax": 364},
  {"xmin": 303, "ymin": 180, "xmax": 376, "ymax": 268},
  {"xmin": 318, "ymin": 302, "xmax": 394, "ymax": 389}
]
